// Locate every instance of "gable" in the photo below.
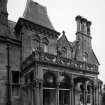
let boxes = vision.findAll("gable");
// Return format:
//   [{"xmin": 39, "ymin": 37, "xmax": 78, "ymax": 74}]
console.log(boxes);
[{"xmin": 57, "ymin": 34, "xmax": 72, "ymax": 58}]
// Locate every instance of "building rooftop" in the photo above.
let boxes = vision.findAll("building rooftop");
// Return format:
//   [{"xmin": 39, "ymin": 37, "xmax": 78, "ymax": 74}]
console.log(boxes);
[{"xmin": 23, "ymin": 0, "xmax": 55, "ymax": 31}]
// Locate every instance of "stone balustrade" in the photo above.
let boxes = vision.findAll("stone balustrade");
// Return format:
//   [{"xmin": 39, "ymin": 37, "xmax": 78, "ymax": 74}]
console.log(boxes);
[{"xmin": 22, "ymin": 51, "xmax": 98, "ymax": 73}]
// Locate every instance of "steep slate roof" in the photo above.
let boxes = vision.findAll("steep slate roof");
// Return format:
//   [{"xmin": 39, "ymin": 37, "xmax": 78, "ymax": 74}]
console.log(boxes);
[{"xmin": 23, "ymin": 0, "xmax": 55, "ymax": 31}]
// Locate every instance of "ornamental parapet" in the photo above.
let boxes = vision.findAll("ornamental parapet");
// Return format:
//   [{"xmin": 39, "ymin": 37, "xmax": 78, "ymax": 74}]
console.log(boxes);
[{"xmin": 22, "ymin": 51, "xmax": 98, "ymax": 73}]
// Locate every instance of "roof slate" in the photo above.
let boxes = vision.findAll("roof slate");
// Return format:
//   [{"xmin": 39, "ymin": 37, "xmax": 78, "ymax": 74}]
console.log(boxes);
[{"xmin": 23, "ymin": 0, "xmax": 55, "ymax": 31}]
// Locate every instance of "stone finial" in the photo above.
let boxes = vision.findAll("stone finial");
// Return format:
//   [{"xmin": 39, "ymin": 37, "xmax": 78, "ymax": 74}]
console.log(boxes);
[{"xmin": 62, "ymin": 30, "xmax": 65, "ymax": 35}]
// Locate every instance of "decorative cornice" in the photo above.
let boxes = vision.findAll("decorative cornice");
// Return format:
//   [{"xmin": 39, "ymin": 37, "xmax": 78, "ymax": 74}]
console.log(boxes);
[
  {"xmin": 76, "ymin": 32, "xmax": 92, "ymax": 39},
  {"xmin": 15, "ymin": 18, "xmax": 60, "ymax": 39},
  {"xmin": 21, "ymin": 51, "xmax": 99, "ymax": 75},
  {"xmin": 0, "ymin": 35, "xmax": 21, "ymax": 46}
]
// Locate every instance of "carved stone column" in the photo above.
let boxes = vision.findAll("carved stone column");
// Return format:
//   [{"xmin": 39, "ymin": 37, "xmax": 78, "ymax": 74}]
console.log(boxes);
[
  {"xmin": 69, "ymin": 88, "xmax": 72, "ymax": 105},
  {"xmin": 40, "ymin": 81, "xmax": 43, "ymax": 105},
  {"xmin": 56, "ymin": 81, "xmax": 60, "ymax": 105},
  {"xmin": 35, "ymin": 80, "xmax": 40, "ymax": 105},
  {"xmin": 84, "ymin": 81, "xmax": 88, "ymax": 105},
  {"xmin": 71, "ymin": 75, "xmax": 74, "ymax": 105},
  {"xmin": 92, "ymin": 85, "xmax": 96, "ymax": 105},
  {"xmin": 94, "ymin": 86, "xmax": 97, "ymax": 105}
]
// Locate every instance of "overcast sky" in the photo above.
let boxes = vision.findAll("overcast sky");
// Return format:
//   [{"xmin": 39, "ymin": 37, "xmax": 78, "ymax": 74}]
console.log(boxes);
[{"xmin": 8, "ymin": 0, "xmax": 105, "ymax": 83}]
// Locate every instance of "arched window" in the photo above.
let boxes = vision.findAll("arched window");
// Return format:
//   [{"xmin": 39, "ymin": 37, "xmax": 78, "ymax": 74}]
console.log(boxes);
[
  {"xmin": 43, "ymin": 72, "xmax": 57, "ymax": 105},
  {"xmin": 42, "ymin": 37, "xmax": 49, "ymax": 52},
  {"xmin": 43, "ymin": 72, "xmax": 56, "ymax": 88}
]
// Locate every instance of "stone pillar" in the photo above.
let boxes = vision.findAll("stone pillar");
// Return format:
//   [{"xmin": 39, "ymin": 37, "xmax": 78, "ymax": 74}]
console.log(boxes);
[
  {"xmin": 69, "ymin": 76, "xmax": 72, "ymax": 105},
  {"xmin": 40, "ymin": 81, "xmax": 43, "ymax": 105},
  {"xmin": 83, "ymin": 83, "xmax": 85, "ymax": 105},
  {"xmin": 75, "ymin": 15, "xmax": 82, "ymax": 33},
  {"xmin": 33, "ymin": 86, "xmax": 36, "ymax": 105},
  {"xmin": 71, "ymin": 75, "xmax": 74, "ymax": 105},
  {"xmin": 84, "ymin": 81, "xmax": 88, "ymax": 105},
  {"xmin": 56, "ymin": 81, "xmax": 60, "ymax": 105},
  {"xmin": 95, "ymin": 86, "xmax": 97, "ymax": 105},
  {"xmin": 92, "ymin": 85, "xmax": 96, "ymax": 105},
  {"xmin": 87, "ymin": 21, "xmax": 91, "ymax": 35},
  {"xmin": 90, "ymin": 87, "xmax": 93, "ymax": 105},
  {"xmin": 69, "ymin": 89, "xmax": 72, "ymax": 105},
  {"xmin": 36, "ymin": 80, "xmax": 40, "ymax": 105}
]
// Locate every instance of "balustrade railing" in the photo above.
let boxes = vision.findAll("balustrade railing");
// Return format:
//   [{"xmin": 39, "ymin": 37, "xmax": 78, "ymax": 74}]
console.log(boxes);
[{"xmin": 22, "ymin": 51, "xmax": 98, "ymax": 72}]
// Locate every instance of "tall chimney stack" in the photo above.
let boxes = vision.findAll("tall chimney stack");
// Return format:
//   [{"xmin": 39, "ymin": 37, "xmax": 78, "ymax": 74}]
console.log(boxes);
[
  {"xmin": 75, "ymin": 15, "xmax": 81, "ymax": 33},
  {"xmin": 75, "ymin": 15, "xmax": 92, "ymax": 36},
  {"xmin": 87, "ymin": 21, "xmax": 91, "ymax": 35},
  {"xmin": 0, "ymin": 0, "xmax": 8, "ymax": 26},
  {"xmin": 81, "ymin": 18, "xmax": 87, "ymax": 34}
]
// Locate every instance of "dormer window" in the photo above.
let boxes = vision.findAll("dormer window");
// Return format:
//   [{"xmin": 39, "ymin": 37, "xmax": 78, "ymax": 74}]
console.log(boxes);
[{"xmin": 42, "ymin": 37, "xmax": 49, "ymax": 52}]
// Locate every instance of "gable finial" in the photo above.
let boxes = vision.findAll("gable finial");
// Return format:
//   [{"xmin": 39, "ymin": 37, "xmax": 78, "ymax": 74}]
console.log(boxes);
[{"xmin": 62, "ymin": 30, "xmax": 65, "ymax": 35}]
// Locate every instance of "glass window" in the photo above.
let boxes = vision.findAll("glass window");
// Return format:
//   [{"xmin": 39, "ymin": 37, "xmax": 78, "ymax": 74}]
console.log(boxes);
[
  {"xmin": 59, "ymin": 90, "xmax": 70, "ymax": 105},
  {"xmin": 43, "ymin": 89, "xmax": 56, "ymax": 105},
  {"xmin": 11, "ymin": 71, "xmax": 20, "ymax": 97},
  {"xmin": 12, "ymin": 71, "xmax": 19, "ymax": 84}
]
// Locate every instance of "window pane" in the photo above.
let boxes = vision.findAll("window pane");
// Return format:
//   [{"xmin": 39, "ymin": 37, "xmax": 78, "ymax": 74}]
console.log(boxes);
[
  {"xmin": 12, "ymin": 71, "xmax": 19, "ymax": 84},
  {"xmin": 43, "ymin": 89, "xmax": 56, "ymax": 105},
  {"xmin": 59, "ymin": 90, "xmax": 70, "ymax": 105}
]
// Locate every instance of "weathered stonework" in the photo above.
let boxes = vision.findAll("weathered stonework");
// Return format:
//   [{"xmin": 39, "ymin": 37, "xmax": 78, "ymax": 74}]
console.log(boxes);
[{"xmin": 0, "ymin": 0, "xmax": 102, "ymax": 105}]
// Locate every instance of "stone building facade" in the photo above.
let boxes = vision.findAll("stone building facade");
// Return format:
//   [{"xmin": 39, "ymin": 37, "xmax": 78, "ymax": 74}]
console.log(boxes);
[{"xmin": 0, "ymin": 0, "xmax": 103, "ymax": 105}]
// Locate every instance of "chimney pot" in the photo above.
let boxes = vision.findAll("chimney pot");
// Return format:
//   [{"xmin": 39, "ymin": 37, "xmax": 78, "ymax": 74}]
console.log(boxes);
[
  {"xmin": 81, "ymin": 18, "xmax": 87, "ymax": 33},
  {"xmin": 81, "ymin": 18, "xmax": 87, "ymax": 23},
  {"xmin": 87, "ymin": 21, "xmax": 92, "ymax": 35},
  {"xmin": 75, "ymin": 15, "xmax": 82, "ymax": 21},
  {"xmin": 75, "ymin": 15, "xmax": 82, "ymax": 32},
  {"xmin": 87, "ymin": 21, "xmax": 92, "ymax": 26}
]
